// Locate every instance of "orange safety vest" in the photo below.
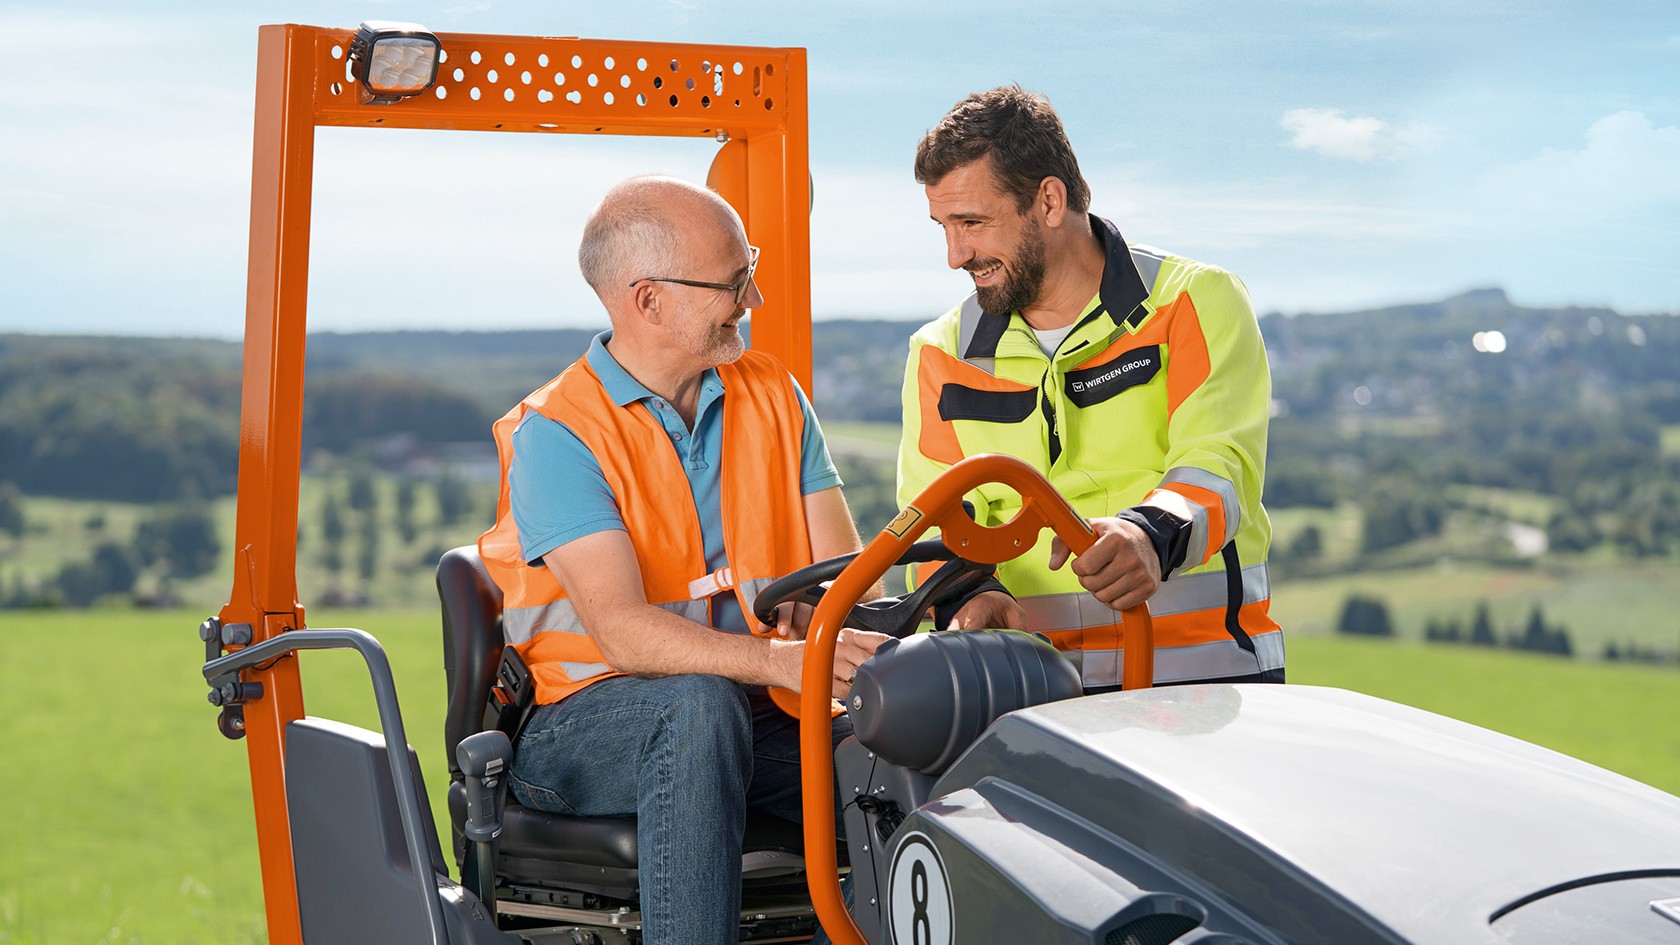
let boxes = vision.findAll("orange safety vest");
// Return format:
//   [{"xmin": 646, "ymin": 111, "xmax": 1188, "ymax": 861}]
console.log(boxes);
[{"xmin": 479, "ymin": 349, "xmax": 814, "ymax": 706}]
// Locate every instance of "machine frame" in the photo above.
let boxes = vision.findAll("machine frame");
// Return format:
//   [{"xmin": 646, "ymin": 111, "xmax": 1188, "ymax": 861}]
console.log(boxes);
[{"xmin": 217, "ymin": 24, "xmax": 813, "ymax": 945}]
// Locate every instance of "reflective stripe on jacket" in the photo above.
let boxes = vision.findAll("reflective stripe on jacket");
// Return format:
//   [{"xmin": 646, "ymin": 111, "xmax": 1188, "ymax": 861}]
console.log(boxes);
[
  {"xmin": 480, "ymin": 349, "xmax": 814, "ymax": 705},
  {"xmin": 897, "ymin": 214, "xmax": 1282, "ymax": 687}
]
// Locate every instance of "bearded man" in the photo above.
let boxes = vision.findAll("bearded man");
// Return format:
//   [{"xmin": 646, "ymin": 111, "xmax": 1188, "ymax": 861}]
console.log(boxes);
[{"xmin": 897, "ymin": 85, "xmax": 1285, "ymax": 691}]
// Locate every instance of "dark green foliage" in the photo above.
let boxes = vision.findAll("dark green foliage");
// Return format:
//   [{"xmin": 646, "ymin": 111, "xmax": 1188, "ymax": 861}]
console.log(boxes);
[
  {"xmin": 435, "ymin": 473, "xmax": 472, "ymax": 527},
  {"xmin": 357, "ymin": 516, "xmax": 380, "ymax": 583},
  {"xmin": 1470, "ymin": 602, "xmax": 1498, "ymax": 647},
  {"xmin": 1336, "ymin": 594, "xmax": 1393, "ymax": 637},
  {"xmin": 1359, "ymin": 479, "xmax": 1448, "ymax": 554},
  {"xmin": 347, "ymin": 467, "xmax": 378, "ymax": 513},
  {"xmin": 135, "ymin": 504, "xmax": 221, "ymax": 579},
  {"xmin": 91, "ymin": 542, "xmax": 140, "ymax": 596},
  {"xmin": 0, "ymin": 481, "xmax": 23, "ymax": 538},
  {"xmin": 395, "ymin": 478, "xmax": 419, "ymax": 544},
  {"xmin": 320, "ymin": 494, "xmax": 346, "ymax": 576}
]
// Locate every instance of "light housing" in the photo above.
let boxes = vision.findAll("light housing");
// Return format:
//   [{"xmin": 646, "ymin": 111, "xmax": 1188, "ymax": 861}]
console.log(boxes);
[{"xmin": 348, "ymin": 21, "xmax": 441, "ymax": 104}]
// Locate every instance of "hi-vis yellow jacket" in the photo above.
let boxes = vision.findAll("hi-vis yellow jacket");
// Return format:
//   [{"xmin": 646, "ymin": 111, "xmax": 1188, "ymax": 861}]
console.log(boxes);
[
  {"xmin": 897, "ymin": 215, "xmax": 1283, "ymax": 687},
  {"xmin": 479, "ymin": 350, "xmax": 814, "ymax": 706}
]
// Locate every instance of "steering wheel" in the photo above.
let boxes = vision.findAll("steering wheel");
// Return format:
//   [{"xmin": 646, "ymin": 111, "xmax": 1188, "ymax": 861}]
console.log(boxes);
[{"xmin": 752, "ymin": 538, "xmax": 999, "ymax": 639}]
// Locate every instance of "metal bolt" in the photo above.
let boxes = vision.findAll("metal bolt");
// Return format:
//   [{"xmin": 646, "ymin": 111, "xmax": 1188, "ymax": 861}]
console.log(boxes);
[
  {"xmin": 869, "ymin": 898, "xmax": 877, "ymax": 906},
  {"xmin": 853, "ymin": 786, "xmax": 862, "ymax": 794},
  {"xmin": 207, "ymin": 689, "xmax": 224, "ymax": 706},
  {"xmin": 222, "ymin": 623, "xmax": 254, "ymax": 646},
  {"xmin": 715, "ymin": 131, "xmax": 729, "ymax": 143},
  {"xmin": 199, "ymin": 617, "xmax": 220, "ymax": 642},
  {"xmin": 862, "ymin": 844, "xmax": 869, "ymax": 853},
  {"xmin": 851, "ymin": 695, "xmax": 863, "ymax": 711}
]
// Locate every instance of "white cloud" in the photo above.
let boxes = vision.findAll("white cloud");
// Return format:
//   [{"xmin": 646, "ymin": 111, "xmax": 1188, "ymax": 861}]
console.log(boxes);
[
  {"xmin": 1281, "ymin": 107, "xmax": 1434, "ymax": 162},
  {"xmin": 1480, "ymin": 111, "xmax": 1680, "ymax": 220}
]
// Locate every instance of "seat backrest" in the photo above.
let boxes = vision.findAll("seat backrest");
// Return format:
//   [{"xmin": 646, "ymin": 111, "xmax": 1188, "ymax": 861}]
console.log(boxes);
[{"xmin": 437, "ymin": 545, "xmax": 505, "ymax": 783}]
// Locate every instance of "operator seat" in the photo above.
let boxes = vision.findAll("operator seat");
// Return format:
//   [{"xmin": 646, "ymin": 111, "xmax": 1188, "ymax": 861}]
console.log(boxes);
[{"xmin": 437, "ymin": 545, "xmax": 808, "ymax": 908}]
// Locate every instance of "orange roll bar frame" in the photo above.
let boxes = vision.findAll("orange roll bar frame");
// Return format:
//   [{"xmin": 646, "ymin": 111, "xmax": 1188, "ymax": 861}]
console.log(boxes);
[
  {"xmin": 219, "ymin": 24, "xmax": 812, "ymax": 945},
  {"xmin": 798, "ymin": 453, "xmax": 1155, "ymax": 945}
]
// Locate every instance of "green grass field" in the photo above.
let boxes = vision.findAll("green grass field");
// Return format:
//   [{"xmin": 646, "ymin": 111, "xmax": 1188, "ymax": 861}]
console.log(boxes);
[{"xmin": 2, "ymin": 608, "xmax": 1677, "ymax": 944}]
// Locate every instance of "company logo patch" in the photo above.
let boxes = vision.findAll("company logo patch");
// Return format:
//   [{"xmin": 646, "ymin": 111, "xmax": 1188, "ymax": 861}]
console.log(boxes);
[{"xmin": 1064, "ymin": 344, "xmax": 1161, "ymax": 407}]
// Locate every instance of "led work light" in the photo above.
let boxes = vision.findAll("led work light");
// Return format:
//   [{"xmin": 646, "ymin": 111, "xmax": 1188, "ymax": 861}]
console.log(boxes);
[{"xmin": 348, "ymin": 21, "xmax": 441, "ymax": 104}]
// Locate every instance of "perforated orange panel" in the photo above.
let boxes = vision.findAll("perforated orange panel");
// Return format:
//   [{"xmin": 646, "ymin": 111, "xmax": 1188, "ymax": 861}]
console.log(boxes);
[{"xmin": 313, "ymin": 31, "xmax": 798, "ymax": 136}]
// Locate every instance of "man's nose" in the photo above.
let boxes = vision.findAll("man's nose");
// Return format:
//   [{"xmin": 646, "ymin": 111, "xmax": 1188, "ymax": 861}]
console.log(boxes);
[
  {"xmin": 945, "ymin": 230, "xmax": 972, "ymax": 271},
  {"xmin": 743, "ymin": 276, "xmax": 764, "ymax": 310}
]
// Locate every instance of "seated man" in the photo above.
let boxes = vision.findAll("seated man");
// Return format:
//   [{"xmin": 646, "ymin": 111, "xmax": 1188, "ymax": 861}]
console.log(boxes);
[{"xmin": 478, "ymin": 176, "xmax": 886, "ymax": 945}]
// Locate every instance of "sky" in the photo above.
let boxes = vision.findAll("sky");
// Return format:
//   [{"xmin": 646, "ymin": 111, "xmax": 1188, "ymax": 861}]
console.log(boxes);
[{"xmin": 1, "ymin": 1, "xmax": 1677, "ymax": 338}]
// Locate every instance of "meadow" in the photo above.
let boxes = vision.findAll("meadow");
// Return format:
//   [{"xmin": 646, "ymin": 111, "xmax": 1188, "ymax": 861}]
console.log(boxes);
[{"xmin": 1, "ymin": 607, "xmax": 1677, "ymax": 944}]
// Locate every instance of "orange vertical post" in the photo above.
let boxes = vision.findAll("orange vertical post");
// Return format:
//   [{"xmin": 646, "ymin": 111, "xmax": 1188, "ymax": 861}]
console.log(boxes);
[
  {"xmin": 218, "ymin": 23, "xmax": 315, "ymax": 945},
  {"xmin": 742, "ymin": 50, "xmax": 812, "ymax": 394}
]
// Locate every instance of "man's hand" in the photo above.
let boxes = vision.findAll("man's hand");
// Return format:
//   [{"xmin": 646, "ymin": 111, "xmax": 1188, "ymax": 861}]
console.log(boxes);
[
  {"xmin": 759, "ymin": 601, "xmax": 814, "ymax": 640},
  {"xmin": 830, "ymin": 628, "xmax": 890, "ymax": 700},
  {"xmin": 946, "ymin": 590, "xmax": 1028, "ymax": 632},
  {"xmin": 1048, "ymin": 516, "xmax": 1161, "ymax": 612}
]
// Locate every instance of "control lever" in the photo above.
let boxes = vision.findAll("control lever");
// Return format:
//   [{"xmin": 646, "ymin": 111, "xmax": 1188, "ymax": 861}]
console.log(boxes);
[{"xmin": 456, "ymin": 729, "xmax": 513, "ymax": 923}]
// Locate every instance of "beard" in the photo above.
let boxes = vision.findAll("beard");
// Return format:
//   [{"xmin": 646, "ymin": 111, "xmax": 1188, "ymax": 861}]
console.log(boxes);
[
  {"xmin": 971, "ymin": 216, "xmax": 1048, "ymax": 316},
  {"xmin": 673, "ymin": 307, "xmax": 747, "ymax": 364}
]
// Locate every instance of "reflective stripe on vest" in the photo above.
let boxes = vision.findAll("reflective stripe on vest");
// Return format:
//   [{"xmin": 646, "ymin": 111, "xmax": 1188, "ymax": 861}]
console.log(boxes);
[
  {"xmin": 1149, "ymin": 465, "xmax": 1241, "ymax": 571},
  {"xmin": 1078, "ymin": 630, "xmax": 1285, "ymax": 687}
]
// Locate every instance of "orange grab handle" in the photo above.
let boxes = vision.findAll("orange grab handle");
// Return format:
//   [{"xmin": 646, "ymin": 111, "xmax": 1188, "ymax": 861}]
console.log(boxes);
[{"xmin": 798, "ymin": 454, "xmax": 1153, "ymax": 945}]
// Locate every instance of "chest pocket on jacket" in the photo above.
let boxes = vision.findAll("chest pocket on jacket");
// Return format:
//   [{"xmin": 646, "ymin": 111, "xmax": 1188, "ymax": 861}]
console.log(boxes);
[
  {"xmin": 1063, "ymin": 344, "xmax": 1161, "ymax": 408},
  {"xmin": 937, "ymin": 384, "xmax": 1038, "ymax": 423}
]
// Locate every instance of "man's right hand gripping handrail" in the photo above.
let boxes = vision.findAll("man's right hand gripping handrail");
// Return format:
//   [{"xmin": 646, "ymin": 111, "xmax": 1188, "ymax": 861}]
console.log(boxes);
[{"xmin": 798, "ymin": 453, "xmax": 1154, "ymax": 945}]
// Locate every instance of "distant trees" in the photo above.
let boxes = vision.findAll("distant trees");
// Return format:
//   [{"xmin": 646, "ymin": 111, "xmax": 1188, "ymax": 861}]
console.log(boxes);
[
  {"xmin": 1336, "ymin": 594, "xmax": 1394, "ymax": 637},
  {"xmin": 0, "ymin": 482, "xmax": 24, "ymax": 538},
  {"xmin": 435, "ymin": 473, "xmax": 473, "ymax": 528},
  {"xmin": 135, "ymin": 504, "xmax": 221, "ymax": 580}
]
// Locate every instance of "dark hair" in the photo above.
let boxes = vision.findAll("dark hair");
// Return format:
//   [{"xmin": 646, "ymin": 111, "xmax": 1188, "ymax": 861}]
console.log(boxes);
[{"xmin": 915, "ymin": 85, "xmax": 1091, "ymax": 214}]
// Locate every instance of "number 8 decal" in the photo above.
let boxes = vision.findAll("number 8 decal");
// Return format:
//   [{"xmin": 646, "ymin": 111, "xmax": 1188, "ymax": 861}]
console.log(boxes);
[{"xmin": 889, "ymin": 832, "xmax": 952, "ymax": 945}]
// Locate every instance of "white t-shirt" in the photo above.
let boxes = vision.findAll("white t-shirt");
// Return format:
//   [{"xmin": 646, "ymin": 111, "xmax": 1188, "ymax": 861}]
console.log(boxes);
[{"xmin": 1032, "ymin": 323, "xmax": 1076, "ymax": 358}]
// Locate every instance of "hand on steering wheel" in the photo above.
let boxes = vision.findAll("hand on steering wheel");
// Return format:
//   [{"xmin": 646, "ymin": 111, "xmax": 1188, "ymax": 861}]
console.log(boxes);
[{"xmin": 752, "ymin": 537, "xmax": 999, "ymax": 640}]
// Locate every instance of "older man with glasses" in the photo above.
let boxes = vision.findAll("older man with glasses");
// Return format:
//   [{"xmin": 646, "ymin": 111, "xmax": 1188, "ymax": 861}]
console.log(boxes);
[{"xmin": 477, "ymin": 175, "xmax": 887, "ymax": 944}]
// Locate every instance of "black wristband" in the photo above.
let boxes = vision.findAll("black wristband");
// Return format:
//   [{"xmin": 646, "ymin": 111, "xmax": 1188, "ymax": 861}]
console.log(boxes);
[{"xmin": 1116, "ymin": 506, "xmax": 1192, "ymax": 577}]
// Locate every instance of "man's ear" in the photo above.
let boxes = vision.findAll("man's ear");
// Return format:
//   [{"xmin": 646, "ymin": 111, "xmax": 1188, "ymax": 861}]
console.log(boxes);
[
  {"xmin": 629, "ymin": 282, "xmax": 663, "ymax": 325},
  {"xmin": 1037, "ymin": 176, "xmax": 1069, "ymax": 229}
]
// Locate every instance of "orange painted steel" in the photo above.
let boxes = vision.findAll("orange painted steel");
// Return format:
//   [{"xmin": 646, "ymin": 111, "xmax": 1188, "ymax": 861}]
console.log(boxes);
[
  {"xmin": 221, "ymin": 24, "xmax": 812, "ymax": 945},
  {"xmin": 798, "ymin": 453, "xmax": 1155, "ymax": 945}
]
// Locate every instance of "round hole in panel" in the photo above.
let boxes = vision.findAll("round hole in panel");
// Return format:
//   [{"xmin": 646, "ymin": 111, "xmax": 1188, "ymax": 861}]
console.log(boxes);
[
  {"xmin": 471, "ymin": 50, "xmax": 482, "ymax": 65},
  {"xmin": 567, "ymin": 90, "xmax": 583, "ymax": 103},
  {"xmin": 652, "ymin": 76, "xmax": 663, "ymax": 89},
  {"xmin": 538, "ymin": 53, "xmax": 548, "ymax": 67},
  {"xmin": 669, "ymin": 94, "xmax": 679, "ymax": 107},
  {"xmin": 638, "ymin": 57, "xmax": 648, "ymax": 70},
  {"xmin": 538, "ymin": 89, "xmax": 553, "ymax": 102},
  {"xmin": 504, "ymin": 88, "xmax": 515, "ymax": 102},
  {"xmin": 555, "ymin": 72, "xmax": 566, "ymax": 86},
  {"xmin": 487, "ymin": 69, "xmax": 498, "ymax": 83},
  {"xmin": 522, "ymin": 71, "xmax": 532, "ymax": 84},
  {"xmin": 604, "ymin": 91, "xmax": 614, "ymax": 105},
  {"xmin": 701, "ymin": 95, "xmax": 710, "ymax": 108},
  {"xmin": 436, "ymin": 86, "xmax": 448, "ymax": 99},
  {"xmin": 702, "ymin": 60, "xmax": 711, "ymax": 71},
  {"xmin": 572, "ymin": 55, "xmax": 583, "ymax": 68},
  {"xmin": 470, "ymin": 87, "xmax": 481, "ymax": 100},
  {"xmin": 330, "ymin": 45, "xmax": 343, "ymax": 59},
  {"xmin": 636, "ymin": 93, "xmax": 646, "ymax": 105},
  {"xmin": 669, "ymin": 59, "xmax": 680, "ymax": 71},
  {"xmin": 453, "ymin": 67, "xmax": 465, "ymax": 82},
  {"xmin": 753, "ymin": 66, "xmax": 761, "ymax": 96},
  {"xmin": 604, "ymin": 56, "xmax": 615, "ymax": 69},
  {"xmin": 438, "ymin": 50, "xmax": 448, "ymax": 64},
  {"xmin": 685, "ymin": 78, "xmax": 695, "ymax": 90},
  {"xmin": 587, "ymin": 73, "xmax": 598, "ymax": 87},
  {"xmin": 329, "ymin": 81, "xmax": 342, "ymax": 95},
  {"xmin": 765, "ymin": 63, "xmax": 775, "ymax": 76},
  {"xmin": 620, "ymin": 74, "xmax": 631, "ymax": 88},
  {"xmin": 733, "ymin": 61, "xmax": 743, "ymax": 75},
  {"xmin": 734, "ymin": 98, "xmax": 741, "ymax": 106},
  {"xmin": 764, "ymin": 97, "xmax": 773, "ymax": 109},
  {"xmin": 504, "ymin": 52, "xmax": 515, "ymax": 66}
]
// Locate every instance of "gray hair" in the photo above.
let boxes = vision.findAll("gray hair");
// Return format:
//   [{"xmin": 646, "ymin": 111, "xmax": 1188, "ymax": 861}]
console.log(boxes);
[{"xmin": 578, "ymin": 177, "xmax": 728, "ymax": 301}]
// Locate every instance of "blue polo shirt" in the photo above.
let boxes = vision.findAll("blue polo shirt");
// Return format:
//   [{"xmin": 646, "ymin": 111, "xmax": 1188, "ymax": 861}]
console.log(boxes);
[{"xmin": 508, "ymin": 331, "xmax": 842, "ymax": 634}]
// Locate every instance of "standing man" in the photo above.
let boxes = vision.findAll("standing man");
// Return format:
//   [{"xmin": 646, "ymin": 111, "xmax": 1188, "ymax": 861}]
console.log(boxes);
[
  {"xmin": 479, "ymin": 176, "xmax": 886, "ymax": 944},
  {"xmin": 898, "ymin": 86, "xmax": 1284, "ymax": 690}
]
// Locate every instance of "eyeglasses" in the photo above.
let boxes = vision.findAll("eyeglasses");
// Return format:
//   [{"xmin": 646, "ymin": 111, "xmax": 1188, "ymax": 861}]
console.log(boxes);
[{"xmin": 630, "ymin": 245, "xmax": 760, "ymax": 307}]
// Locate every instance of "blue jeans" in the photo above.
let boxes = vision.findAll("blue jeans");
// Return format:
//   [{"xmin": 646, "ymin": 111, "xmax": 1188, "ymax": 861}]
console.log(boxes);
[{"xmin": 508, "ymin": 674, "xmax": 852, "ymax": 945}]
